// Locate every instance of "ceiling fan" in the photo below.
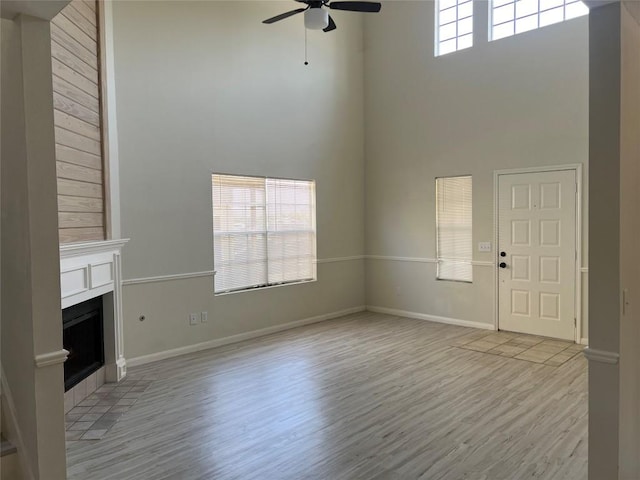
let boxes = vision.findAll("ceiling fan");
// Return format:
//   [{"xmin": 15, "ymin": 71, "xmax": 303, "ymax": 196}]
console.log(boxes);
[{"xmin": 262, "ymin": 0, "xmax": 382, "ymax": 32}]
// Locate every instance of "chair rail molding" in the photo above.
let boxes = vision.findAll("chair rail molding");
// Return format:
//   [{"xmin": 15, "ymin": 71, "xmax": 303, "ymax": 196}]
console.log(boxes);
[
  {"xmin": 365, "ymin": 255, "xmax": 495, "ymax": 267},
  {"xmin": 122, "ymin": 255, "xmax": 366, "ymax": 286},
  {"xmin": 34, "ymin": 349, "xmax": 69, "ymax": 368},
  {"xmin": 583, "ymin": 347, "xmax": 619, "ymax": 364}
]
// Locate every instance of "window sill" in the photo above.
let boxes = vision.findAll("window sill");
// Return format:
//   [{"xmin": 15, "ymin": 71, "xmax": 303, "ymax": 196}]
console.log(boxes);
[
  {"xmin": 214, "ymin": 278, "xmax": 317, "ymax": 296},
  {"xmin": 436, "ymin": 278, "xmax": 473, "ymax": 284}
]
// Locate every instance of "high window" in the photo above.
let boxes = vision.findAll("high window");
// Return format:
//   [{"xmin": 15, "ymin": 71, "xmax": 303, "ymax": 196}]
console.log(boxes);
[
  {"xmin": 436, "ymin": 176, "xmax": 473, "ymax": 282},
  {"xmin": 435, "ymin": 0, "xmax": 473, "ymax": 56},
  {"xmin": 212, "ymin": 174, "xmax": 317, "ymax": 294},
  {"xmin": 490, "ymin": 0, "xmax": 589, "ymax": 41}
]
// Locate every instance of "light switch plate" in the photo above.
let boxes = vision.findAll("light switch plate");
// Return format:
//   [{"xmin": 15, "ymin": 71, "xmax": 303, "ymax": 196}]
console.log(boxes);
[
  {"xmin": 201, "ymin": 311, "xmax": 208, "ymax": 323},
  {"xmin": 478, "ymin": 242, "xmax": 492, "ymax": 252},
  {"xmin": 189, "ymin": 313, "xmax": 199, "ymax": 326}
]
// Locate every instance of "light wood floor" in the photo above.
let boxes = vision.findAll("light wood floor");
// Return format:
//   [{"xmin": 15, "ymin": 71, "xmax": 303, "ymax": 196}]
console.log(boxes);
[{"xmin": 66, "ymin": 312, "xmax": 588, "ymax": 480}]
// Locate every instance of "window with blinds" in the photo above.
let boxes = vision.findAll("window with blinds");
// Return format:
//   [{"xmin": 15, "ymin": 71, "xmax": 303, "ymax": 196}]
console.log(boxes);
[
  {"xmin": 436, "ymin": 176, "xmax": 473, "ymax": 282},
  {"xmin": 212, "ymin": 174, "xmax": 317, "ymax": 294}
]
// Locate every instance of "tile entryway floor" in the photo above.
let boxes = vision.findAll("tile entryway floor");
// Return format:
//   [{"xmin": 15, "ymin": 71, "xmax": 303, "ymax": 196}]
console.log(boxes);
[
  {"xmin": 454, "ymin": 331, "xmax": 585, "ymax": 366},
  {"xmin": 65, "ymin": 376, "xmax": 155, "ymax": 441}
]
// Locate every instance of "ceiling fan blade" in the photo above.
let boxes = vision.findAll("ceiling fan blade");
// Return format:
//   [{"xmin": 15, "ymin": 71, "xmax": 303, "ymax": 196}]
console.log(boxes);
[
  {"xmin": 329, "ymin": 1, "xmax": 381, "ymax": 12},
  {"xmin": 262, "ymin": 7, "xmax": 307, "ymax": 24},
  {"xmin": 323, "ymin": 15, "xmax": 337, "ymax": 32}
]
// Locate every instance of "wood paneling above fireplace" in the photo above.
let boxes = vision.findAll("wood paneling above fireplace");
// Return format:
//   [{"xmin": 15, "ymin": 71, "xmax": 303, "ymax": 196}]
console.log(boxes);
[{"xmin": 52, "ymin": 0, "xmax": 106, "ymax": 244}]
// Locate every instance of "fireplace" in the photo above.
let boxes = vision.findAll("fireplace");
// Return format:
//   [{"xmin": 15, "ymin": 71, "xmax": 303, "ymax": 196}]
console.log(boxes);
[
  {"xmin": 63, "ymin": 297, "xmax": 105, "ymax": 392},
  {"xmin": 59, "ymin": 239, "xmax": 128, "ymax": 412}
]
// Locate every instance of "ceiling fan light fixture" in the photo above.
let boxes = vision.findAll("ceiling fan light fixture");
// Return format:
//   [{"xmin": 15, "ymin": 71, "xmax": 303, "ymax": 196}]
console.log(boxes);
[{"xmin": 304, "ymin": 8, "xmax": 329, "ymax": 30}]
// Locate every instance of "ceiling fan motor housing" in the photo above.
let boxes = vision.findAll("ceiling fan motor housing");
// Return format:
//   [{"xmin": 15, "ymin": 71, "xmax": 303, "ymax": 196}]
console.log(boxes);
[
  {"xmin": 305, "ymin": 7, "xmax": 329, "ymax": 30},
  {"xmin": 262, "ymin": 1, "xmax": 381, "ymax": 32}
]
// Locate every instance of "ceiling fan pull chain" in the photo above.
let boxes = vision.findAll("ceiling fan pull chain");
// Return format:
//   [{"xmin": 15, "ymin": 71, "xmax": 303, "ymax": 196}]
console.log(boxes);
[{"xmin": 304, "ymin": 27, "xmax": 309, "ymax": 66}]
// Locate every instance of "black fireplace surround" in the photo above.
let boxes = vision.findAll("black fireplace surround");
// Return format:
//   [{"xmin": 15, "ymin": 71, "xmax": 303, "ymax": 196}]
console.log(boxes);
[{"xmin": 63, "ymin": 297, "xmax": 105, "ymax": 392}]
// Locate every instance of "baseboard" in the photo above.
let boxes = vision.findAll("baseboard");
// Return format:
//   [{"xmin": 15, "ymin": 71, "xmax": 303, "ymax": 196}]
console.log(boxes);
[
  {"xmin": 580, "ymin": 337, "xmax": 589, "ymax": 346},
  {"xmin": 128, "ymin": 305, "xmax": 367, "ymax": 367},
  {"xmin": 366, "ymin": 305, "xmax": 495, "ymax": 331},
  {"xmin": 1, "ymin": 367, "xmax": 35, "ymax": 480}
]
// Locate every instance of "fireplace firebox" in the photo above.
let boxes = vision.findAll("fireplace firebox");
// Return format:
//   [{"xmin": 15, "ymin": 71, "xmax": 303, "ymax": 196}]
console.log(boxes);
[{"xmin": 63, "ymin": 297, "xmax": 105, "ymax": 392}]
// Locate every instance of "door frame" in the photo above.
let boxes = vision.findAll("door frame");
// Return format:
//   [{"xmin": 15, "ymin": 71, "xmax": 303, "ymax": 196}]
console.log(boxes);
[{"xmin": 493, "ymin": 164, "xmax": 583, "ymax": 343}]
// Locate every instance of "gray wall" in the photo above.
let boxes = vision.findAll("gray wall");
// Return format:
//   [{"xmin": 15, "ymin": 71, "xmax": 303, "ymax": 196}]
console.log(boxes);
[
  {"xmin": 587, "ymin": 3, "xmax": 640, "ymax": 478},
  {"xmin": 112, "ymin": 1, "xmax": 366, "ymax": 360},
  {"xmin": 588, "ymin": 5, "xmax": 621, "ymax": 478},
  {"xmin": 363, "ymin": 1, "xmax": 589, "ymax": 335},
  {"xmin": 1, "ymin": 14, "xmax": 67, "ymax": 480},
  {"xmin": 113, "ymin": 1, "xmax": 591, "ymax": 360},
  {"xmin": 618, "ymin": 3, "xmax": 640, "ymax": 478},
  {"xmin": 1, "ymin": 16, "xmax": 39, "ymax": 473}
]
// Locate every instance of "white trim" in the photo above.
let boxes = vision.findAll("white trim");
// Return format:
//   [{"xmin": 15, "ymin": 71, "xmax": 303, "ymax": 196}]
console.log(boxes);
[
  {"xmin": 316, "ymin": 255, "xmax": 364, "ymax": 264},
  {"xmin": 59, "ymin": 265, "xmax": 89, "ymax": 298},
  {"xmin": 128, "ymin": 306, "xmax": 366, "ymax": 366},
  {"xmin": 434, "ymin": 0, "xmax": 440, "ymax": 56},
  {"xmin": 366, "ymin": 255, "xmax": 437, "ymax": 264},
  {"xmin": 488, "ymin": 0, "xmax": 495, "ymax": 41},
  {"xmin": 34, "ymin": 349, "xmax": 69, "ymax": 368},
  {"xmin": 59, "ymin": 238, "xmax": 129, "ymax": 258},
  {"xmin": 580, "ymin": 337, "xmax": 589, "ymax": 346},
  {"xmin": 493, "ymin": 164, "xmax": 584, "ymax": 343},
  {"xmin": 106, "ymin": 251, "xmax": 127, "ymax": 382},
  {"xmin": 123, "ymin": 270, "xmax": 214, "ymax": 286},
  {"xmin": 366, "ymin": 305, "xmax": 495, "ymax": 331},
  {"xmin": 61, "ymin": 284, "xmax": 113, "ymax": 310},
  {"xmin": 60, "ymin": 241, "xmax": 128, "ymax": 382},
  {"xmin": 122, "ymin": 256, "xmax": 365, "ymax": 286},
  {"xmin": 493, "ymin": 164, "xmax": 584, "ymax": 176},
  {"xmin": 583, "ymin": 347, "xmax": 619, "ymax": 364},
  {"xmin": 89, "ymin": 261, "xmax": 114, "ymax": 289},
  {"xmin": 1, "ymin": 367, "xmax": 36, "ymax": 480},
  {"xmin": 215, "ymin": 278, "xmax": 317, "ymax": 297},
  {"xmin": 100, "ymin": 0, "xmax": 122, "ymax": 238},
  {"xmin": 575, "ymin": 164, "xmax": 584, "ymax": 344},
  {"xmin": 106, "ymin": 357, "xmax": 127, "ymax": 383},
  {"xmin": 471, "ymin": 260, "xmax": 495, "ymax": 267},
  {"xmin": 123, "ymin": 256, "xmax": 493, "ymax": 287},
  {"xmin": 365, "ymin": 256, "xmax": 494, "ymax": 267},
  {"xmin": 581, "ymin": 267, "xmax": 589, "ymax": 273}
]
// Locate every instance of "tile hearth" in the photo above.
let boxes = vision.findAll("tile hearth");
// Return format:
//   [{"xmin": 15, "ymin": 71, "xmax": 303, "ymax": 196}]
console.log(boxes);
[{"xmin": 65, "ymin": 376, "xmax": 155, "ymax": 441}]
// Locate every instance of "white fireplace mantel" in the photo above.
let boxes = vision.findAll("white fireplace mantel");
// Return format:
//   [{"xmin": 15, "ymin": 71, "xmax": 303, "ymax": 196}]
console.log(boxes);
[{"xmin": 60, "ymin": 238, "xmax": 129, "ymax": 382}]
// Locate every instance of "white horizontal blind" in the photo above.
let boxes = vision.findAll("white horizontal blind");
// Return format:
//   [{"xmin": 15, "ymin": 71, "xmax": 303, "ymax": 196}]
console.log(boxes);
[
  {"xmin": 436, "ymin": 176, "xmax": 473, "ymax": 282},
  {"xmin": 491, "ymin": 0, "xmax": 589, "ymax": 41},
  {"xmin": 212, "ymin": 175, "xmax": 267, "ymax": 292},
  {"xmin": 266, "ymin": 178, "xmax": 316, "ymax": 285},
  {"xmin": 212, "ymin": 174, "xmax": 316, "ymax": 293}
]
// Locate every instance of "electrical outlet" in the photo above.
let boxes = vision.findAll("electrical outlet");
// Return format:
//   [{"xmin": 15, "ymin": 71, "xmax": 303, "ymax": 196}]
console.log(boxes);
[
  {"xmin": 201, "ymin": 311, "xmax": 208, "ymax": 323},
  {"xmin": 478, "ymin": 242, "xmax": 492, "ymax": 252},
  {"xmin": 189, "ymin": 313, "xmax": 199, "ymax": 326}
]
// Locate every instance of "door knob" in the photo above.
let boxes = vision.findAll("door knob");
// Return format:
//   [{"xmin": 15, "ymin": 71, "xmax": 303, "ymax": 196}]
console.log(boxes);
[
  {"xmin": 500, "ymin": 251, "xmax": 506, "ymax": 257},
  {"xmin": 499, "ymin": 262, "xmax": 507, "ymax": 268}
]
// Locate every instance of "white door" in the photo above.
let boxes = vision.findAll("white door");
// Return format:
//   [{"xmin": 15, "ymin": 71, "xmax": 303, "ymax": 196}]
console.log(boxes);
[{"xmin": 498, "ymin": 170, "xmax": 577, "ymax": 340}]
